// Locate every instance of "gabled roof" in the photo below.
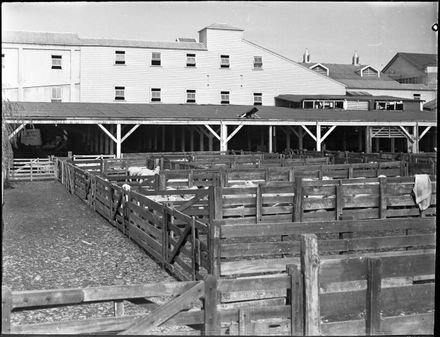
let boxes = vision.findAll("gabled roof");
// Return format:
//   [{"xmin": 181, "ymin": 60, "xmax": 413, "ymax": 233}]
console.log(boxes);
[
  {"xmin": 199, "ymin": 23, "xmax": 244, "ymax": 32},
  {"xmin": 2, "ymin": 30, "xmax": 207, "ymax": 51},
  {"xmin": 382, "ymin": 52, "xmax": 437, "ymax": 72}
]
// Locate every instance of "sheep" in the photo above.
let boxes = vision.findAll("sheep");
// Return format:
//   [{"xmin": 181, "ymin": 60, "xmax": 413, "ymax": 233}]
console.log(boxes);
[{"xmin": 128, "ymin": 165, "xmax": 160, "ymax": 177}]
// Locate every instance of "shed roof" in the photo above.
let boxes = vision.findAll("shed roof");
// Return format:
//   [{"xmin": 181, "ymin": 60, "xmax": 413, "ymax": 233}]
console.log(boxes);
[
  {"xmin": 423, "ymin": 99, "xmax": 437, "ymax": 111},
  {"xmin": 5, "ymin": 102, "xmax": 436, "ymax": 126},
  {"xmin": 276, "ymin": 94, "xmax": 421, "ymax": 102}
]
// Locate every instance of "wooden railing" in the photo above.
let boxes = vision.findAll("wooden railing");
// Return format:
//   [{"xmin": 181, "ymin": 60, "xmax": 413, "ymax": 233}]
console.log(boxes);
[
  {"xmin": 2, "ymin": 234, "xmax": 434, "ymax": 335},
  {"xmin": 7, "ymin": 157, "xmax": 56, "ymax": 181}
]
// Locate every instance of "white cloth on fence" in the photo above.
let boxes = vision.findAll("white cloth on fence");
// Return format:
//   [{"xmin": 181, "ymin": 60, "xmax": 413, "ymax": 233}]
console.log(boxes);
[{"xmin": 413, "ymin": 174, "xmax": 432, "ymax": 211}]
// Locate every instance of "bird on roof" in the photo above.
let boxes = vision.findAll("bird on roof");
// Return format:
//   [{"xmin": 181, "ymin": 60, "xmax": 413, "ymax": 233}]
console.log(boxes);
[{"xmin": 238, "ymin": 107, "xmax": 259, "ymax": 118}]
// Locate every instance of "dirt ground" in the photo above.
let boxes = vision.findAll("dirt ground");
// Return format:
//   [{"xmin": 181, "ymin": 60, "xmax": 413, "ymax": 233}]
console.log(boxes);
[{"xmin": 2, "ymin": 180, "xmax": 176, "ymax": 326}]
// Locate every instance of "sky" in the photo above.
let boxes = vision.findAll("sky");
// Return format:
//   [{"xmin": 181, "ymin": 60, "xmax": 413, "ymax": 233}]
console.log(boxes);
[{"xmin": 2, "ymin": 1, "xmax": 438, "ymax": 70}]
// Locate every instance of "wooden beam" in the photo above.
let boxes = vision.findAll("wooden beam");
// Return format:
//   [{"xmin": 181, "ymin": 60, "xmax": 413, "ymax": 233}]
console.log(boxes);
[
  {"xmin": 366, "ymin": 258, "xmax": 382, "ymax": 335},
  {"xmin": 98, "ymin": 124, "xmax": 117, "ymax": 143},
  {"xmin": 8, "ymin": 123, "xmax": 26, "ymax": 140},
  {"xmin": 316, "ymin": 124, "xmax": 322, "ymax": 151},
  {"xmin": 300, "ymin": 234, "xmax": 321, "ymax": 336},
  {"xmin": 398, "ymin": 126, "xmax": 414, "ymax": 143},
  {"xmin": 268, "ymin": 126, "xmax": 273, "ymax": 153},
  {"xmin": 220, "ymin": 123, "xmax": 228, "ymax": 151},
  {"xmin": 418, "ymin": 126, "xmax": 431, "ymax": 141},
  {"xmin": 320, "ymin": 125, "xmax": 337, "ymax": 143},
  {"xmin": 121, "ymin": 125, "xmax": 140, "ymax": 143},
  {"xmin": 301, "ymin": 125, "xmax": 317, "ymax": 142},
  {"xmin": 116, "ymin": 124, "xmax": 121, "ymax": 158},
  {"xmin": 118, "ymin": 281, "xmax": 204, "ymax": 335},
  {"xmin": 226, "ymin": 123, "xmax": 244, "ymax": 143},
  {"xmin": 204, "ymin": 124, "xmax": 221, "ymax": 141}
]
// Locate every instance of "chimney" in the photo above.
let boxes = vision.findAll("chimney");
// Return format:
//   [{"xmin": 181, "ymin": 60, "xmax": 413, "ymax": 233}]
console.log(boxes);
[
  {"xmin": 352, "ymin": 50, "xmax": 359, "ymax": 66},
  {"xmin": 303, "ymin": 48, "xmax": 311, "ymax": 63}
]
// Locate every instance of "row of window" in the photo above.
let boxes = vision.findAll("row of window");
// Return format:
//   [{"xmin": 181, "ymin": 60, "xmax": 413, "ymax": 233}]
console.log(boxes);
[
  {"xmin": 114, "ymin": 86, "xmax": 263, "ymax": 105},
  {"xmin": 114, "ymin": 51, "xmax": 263, "ymax": 69},
  {"xmin": 46, "ymin": 53, "xmax": 264, "ymax": 70}
]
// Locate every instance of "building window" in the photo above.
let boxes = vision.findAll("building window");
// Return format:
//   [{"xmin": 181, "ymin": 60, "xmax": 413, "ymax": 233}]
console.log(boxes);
[
  {"xmin": 253, "ymin": 93, "xmax": 262, "ymax": 105},
  {"xmin": 220, "ymin": 55, "xmax": 230, "ymax": 68},
  {"xmin": 303, "ymin": 100, "xmax": 314, "ymax": 109},
  {"xmin": 115, "ymin": 50, "xmax": 125, "ymax": 64},
  {"xmin": 363, "ymin": 67, "xmax": 378, "ymax": 77},
  {"xmin": 186, "ymin": 90, "xmax": 196, "ymax": 103},
  {"xmin": 413, "ymin": 94, "xmax": 421, "ymax": 100},
  {"xmin": 151, "ymin": 88, "xmax": 161, "ymax": 102},
  {"xmin": 186, "ymin": 53, "xmax": 196, "ymax": 67},
  {"xmin": 51, "ymin": 87, "xmax": 62, "ymax": 102},
  {"xmin": 151, "ymin": 52, "xmax": 161, "ymax": 66},
  {"xmin": 221, "ymin": 91, "xmax": 230, "ymax": 104},
  {"xmin": 375, "ymin": 101, "xmax": 403, "ymax": 110},
  {"xmin": 51, "ymin": 55, "xmax": 62, "ymax": 69},
  {"xmin": 312, "ymin": 66, "xmax": 328, "ymax": 76},
  {"xmin": 115, "ymin": 86, "xmax": 125, "ymax": 100},
  {"xmin": 253, "ymin": 56, "xmax": 263, "ymax": 69}
]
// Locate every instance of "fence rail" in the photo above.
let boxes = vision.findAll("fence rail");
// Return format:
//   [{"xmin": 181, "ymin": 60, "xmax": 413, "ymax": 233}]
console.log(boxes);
[
  {"xmin": 7, "ymin": 158, "xmax": 56, "ymax": 181},
  {"xmin": 2, "ymin": 235, "xmax": 434, "ymax": 335}
]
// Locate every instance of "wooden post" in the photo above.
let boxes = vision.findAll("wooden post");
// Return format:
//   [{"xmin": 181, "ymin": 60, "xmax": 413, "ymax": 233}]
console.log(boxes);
[
  {"xmin": 335, "ymin": 182, "xmax": 343, "ymax": 220},
  {"xmin": 209, "ymin": 220, "xmax": 221, "ymax": 277},
  {"xmin": 114, "ymin": 300, "xmax": 125, "ymax": 316},
  {"xmin": 30, "ymin": 160, "xmax": 33, "ymax": 181},
  {"xmin": 268, "ymin": 126, "xmax": 273, "ymax": 153},
  {"xmin": 365, "ymin": 126, "xmax": 372, "ymax": 153},
  {"xmin": 300, "ymin": 234, "xmax": 321, "ymax": 336},
  {"xmin": 203, "ymin": 274, "xmax": 220, "ymax": 335},
  {"xmin": 379, "ymin": 177, "xmax": 387, "ymax": 219},
  {"xmin": 1, "ymin": 286, "xmax": 12, "ymax": 334},
  {"xmin": 162, "ymin": 207, "xmax": 169, "ymax": 269},
  {"xmin": 256, "ymin": 183, "xmax": 262, "ymax": 223},
  {"xmin": 293, "ymin": 178, "xmax": 303, "ymax": 222},
  {"xmin": 191, "ymin": 216, "xmax": 197, "ymax": 280},
  {"xmin": 316, "ymin": 124, "xmax": 321, "ymax": 152},
  {"xmin": 287, "ymin": 264, "xmax": 304, "ymax": 336},
  {"xmin": 239, "ymin": 309, "xmax": 251, "ymax": 335},
  {"xmin": 366, "ymin": 258, "xmax": 382, "ymax": 335},
  {"xmin": 298, "ymin": 127, "xmax": 303, "ymax": 150}
]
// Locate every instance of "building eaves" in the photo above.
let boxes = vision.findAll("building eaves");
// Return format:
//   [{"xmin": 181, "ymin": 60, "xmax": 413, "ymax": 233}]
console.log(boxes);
[
  {"xmin": 341, "ymin": 79, "xmax": 435, "ymax": 91},
  {"xmin": 6, "ymin": 102, "xmax": 436, "ymax": 124},
  {"xmin": 198, "ymin": 23, "xmax": 244, "ymax": 32},
  {"xmin": 79, "ymin": 38, "xmax": 206, "ymax": 50},
  {"xmin": 2, "ymin": 30, "xmax": 207, "ymax": 51}
]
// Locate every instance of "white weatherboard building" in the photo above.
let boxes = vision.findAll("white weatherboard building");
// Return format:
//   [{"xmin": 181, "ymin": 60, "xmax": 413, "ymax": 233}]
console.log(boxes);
[{"xmin": 2, "ymin": 24, "xmax": 346, "ymax": 104}]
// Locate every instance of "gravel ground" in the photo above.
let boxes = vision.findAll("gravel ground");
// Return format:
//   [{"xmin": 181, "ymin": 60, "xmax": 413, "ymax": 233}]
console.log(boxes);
[{"xmin": 2, "ymin": 180, "xmax": 181, "ymax": 331}]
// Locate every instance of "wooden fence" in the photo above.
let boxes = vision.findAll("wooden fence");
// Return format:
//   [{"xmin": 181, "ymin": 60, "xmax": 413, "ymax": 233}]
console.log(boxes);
[
  {"xmin": 2, "ymin": 234, "xmax": 434, "ymax": 335},
  {"xmin": 7, "ymin": 157, "xmax": 56, "ymax": 181}
]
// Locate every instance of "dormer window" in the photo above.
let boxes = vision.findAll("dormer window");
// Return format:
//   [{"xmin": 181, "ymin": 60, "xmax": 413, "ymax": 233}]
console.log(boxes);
[
  {"xmin": 115, "ymin": 51, "xmax": 125, "ymax": 65},
  {"xmin": 309, "ymin": 63, "xmax": 329, "ymax": 76},
  {"xmin": 360, "ymin": 65, "xmax": 380, "ymax": 78},
  {"xmin": 220, "ymin": 55, "xmax": 230, "ymax": 68}
]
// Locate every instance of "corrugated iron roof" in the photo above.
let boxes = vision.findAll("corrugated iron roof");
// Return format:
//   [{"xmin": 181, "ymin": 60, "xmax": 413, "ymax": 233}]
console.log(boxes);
[
  {"xmin": 199, "ymin": 23, "xmax": 244, "ymax": 32},
  {"xmin": 339, "ymin": 79, "xmax": 433, "ymax": 90},
  {"xmin": 5, "ymin": 102, "xmax": 436, "ymax": 124},
  {"xmin": 423, "ymin": 99, "xmax": 437, "ymax": 111},
  {"xmin": 276, "ymin": 94, "xmax": 421, "ymax": 102},
  {"xmin": 3, "ymin": 30, "xmax": 207, "ymax": 50}
]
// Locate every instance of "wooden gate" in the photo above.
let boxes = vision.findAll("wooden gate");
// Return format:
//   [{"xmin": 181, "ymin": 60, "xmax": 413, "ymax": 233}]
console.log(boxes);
[{"xmin": 7, "ymin": 158, "xmax": 56, "ymax": 181}]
